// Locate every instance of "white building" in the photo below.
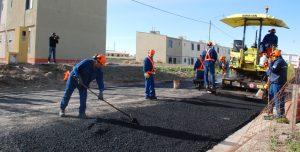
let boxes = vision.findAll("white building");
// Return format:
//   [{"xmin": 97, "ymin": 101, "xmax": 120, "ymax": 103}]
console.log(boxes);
[
  {"xmin": 136, "ymin": 31, "xmax": 230, "ymax": 65},
  {"xmin": 282, "ymin": 53, "xmax": 299, "ymax": 68},
  {"xmin": 0, "ymin": 0, "xmax": 107, "ymax": 64}
]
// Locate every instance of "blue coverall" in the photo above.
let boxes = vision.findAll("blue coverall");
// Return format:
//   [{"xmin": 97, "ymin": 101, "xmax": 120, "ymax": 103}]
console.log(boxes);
[
  {"xmin": 202, "ymin": 48, "xmax": 218, "ymax": 88},
  {"xmin": 269, "ymin": 56, "xmax": 287, "ymax": 117},
  {"xmin": 193, "ymin": 58, "xmax": 204, "ymax": 79},
  {"xmin": 144, "ymin": 57, "xmax": 156, "ymax": 98},
  {"xmin": 219, "ymin": 61, "xmax": 229, "ymax": 77},
  {"xmin": 60, "ymin": 59, "xmax": 104, "ymax": 114},
  {"xmin": 261, "ymin": 32, "xmax": 278, "ymax": 51}
]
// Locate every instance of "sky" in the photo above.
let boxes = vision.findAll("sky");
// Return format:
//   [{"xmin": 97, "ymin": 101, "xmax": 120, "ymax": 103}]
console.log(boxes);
[{"xmin": 106, "ymin": 0, "xmax": 300, "ymax": 55}]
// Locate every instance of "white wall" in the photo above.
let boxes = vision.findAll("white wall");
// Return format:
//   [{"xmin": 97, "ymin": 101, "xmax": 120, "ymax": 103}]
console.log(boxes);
[
  {"xmin": 181, "ymin": 40, "xmax": 204, "ymax": 65},
  {"xmin": 35, "ymin": 0, "xmax": 107, "ymax": 61},
  {"xmin": 136, "ymin": 32, "xmax": 167, "ymax": 63}
]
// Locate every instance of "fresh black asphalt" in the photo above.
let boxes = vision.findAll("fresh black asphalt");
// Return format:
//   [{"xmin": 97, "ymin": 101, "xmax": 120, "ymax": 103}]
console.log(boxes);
[{"xmin": 0, "ymin": 86, "xmax": 266, "ymax": 152}]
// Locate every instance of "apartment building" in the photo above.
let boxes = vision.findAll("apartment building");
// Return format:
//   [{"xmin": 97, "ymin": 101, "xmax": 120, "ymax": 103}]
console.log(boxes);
[
  {"xmin": 106, "ymin": 50, "xmax": 130, "ymax": 58},
  {"xmin": 0, "ymin": 0, "xmax": 107, "ymax": 64},
  {"xmin": 136, "ymin": 31, "xmax": 230, "ymax": 65}
]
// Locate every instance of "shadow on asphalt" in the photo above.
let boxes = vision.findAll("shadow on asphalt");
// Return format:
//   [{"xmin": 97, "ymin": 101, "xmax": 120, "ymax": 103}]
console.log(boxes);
[{"xmin": 94, "ymin": 118, "xmax": 219, "ymax": 142}]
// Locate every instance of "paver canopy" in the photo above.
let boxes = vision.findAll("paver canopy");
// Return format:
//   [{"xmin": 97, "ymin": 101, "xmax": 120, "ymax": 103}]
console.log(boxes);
[{"xmin": 220, "ymin": 14, "xmax": 289, "ymax": 28}]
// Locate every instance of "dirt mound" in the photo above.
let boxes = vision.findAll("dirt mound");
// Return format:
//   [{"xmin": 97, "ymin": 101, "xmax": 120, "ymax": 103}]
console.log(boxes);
[
  {"xmin": 0, "ymin": 64, "xmax": 73, "ymax": 89},
  {"xmin": 0, "ymin": 64, "xmax": 194, "ymax": 89}
]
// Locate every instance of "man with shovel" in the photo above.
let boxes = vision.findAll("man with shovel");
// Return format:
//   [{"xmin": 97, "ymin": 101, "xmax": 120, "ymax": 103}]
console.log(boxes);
[{"xmin": 59, "ymin": 54, "xmax": 106, "ymax": 119}]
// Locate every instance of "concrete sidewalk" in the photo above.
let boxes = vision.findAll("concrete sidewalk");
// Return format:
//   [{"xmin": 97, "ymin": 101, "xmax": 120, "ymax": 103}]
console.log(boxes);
[{"xmin": 208, "ymin": 114, "xmax": 274, "ymax": 152}]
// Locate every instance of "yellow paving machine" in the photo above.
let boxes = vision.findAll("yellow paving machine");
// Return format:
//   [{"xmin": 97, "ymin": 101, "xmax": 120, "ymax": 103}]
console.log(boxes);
[{"xmin": 220, "ymin": 13, "xmax": 289, "ymax": 91}]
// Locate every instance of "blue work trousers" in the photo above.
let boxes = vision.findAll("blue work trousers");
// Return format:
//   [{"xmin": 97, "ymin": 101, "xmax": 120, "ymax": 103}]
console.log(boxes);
[
  {"xmin": 145, "ymin": 74, "xmax": 156, "ymax": 98},
  {"xmin": 270, "ymin": 83, "xmax": 285, "ymax": 117},
  {"xmin": 48, "ymin": 47, "xmax": 56, "ymax": 62},
  {"xmin": 60, "ymin": 76, "xmax": 87, "ymax": 114},
  {"xmin": 204, "ymin": 63, "xmax": 215, "ymax": 87},
  {"xmin": 196, "ymin": 70, "xmax": 204, "ymax": 80}
]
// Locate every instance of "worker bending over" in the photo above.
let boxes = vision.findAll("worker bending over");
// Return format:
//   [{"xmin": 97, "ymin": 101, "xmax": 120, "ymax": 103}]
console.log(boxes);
[
  {"xmin": 193, "ymin": 55, "xmax": 204, "ymax": 80},
  {"xmin": 59, "ymin": 54, "xmax": 106, "ymax": 119},
  {"xmin": 219, "ymin": 56, "xmax": 229, "ymax": 77}
]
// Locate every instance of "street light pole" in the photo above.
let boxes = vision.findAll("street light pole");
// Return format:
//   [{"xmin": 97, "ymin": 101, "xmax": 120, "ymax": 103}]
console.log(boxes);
[{"xmin": 208, "ymin": 20, "xmax": 211, "ymax": 41}]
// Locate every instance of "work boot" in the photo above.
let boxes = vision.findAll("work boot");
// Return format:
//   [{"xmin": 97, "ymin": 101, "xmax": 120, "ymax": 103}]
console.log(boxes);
[
  {"xmin": 149, "ymin": 96, "xmax": 158, "ymax": 100},
  {"xmin": 205, "ymin": 85, "xmax": 210, "ymax": 91},
  {"xmin": 59, "ymin": 109, "xmax": 65, "ymax": 117},
  {"xmin": 78, "ymin": 113, "xmax": 87, "ymax": 119}
]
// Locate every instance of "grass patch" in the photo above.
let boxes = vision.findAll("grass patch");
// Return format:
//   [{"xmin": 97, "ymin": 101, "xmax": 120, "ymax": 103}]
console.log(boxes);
[
  {"xmin": 270, "ymin": 134, "xmax": 279, "ymax": 151},
  {"xmin": 276, "ymin": 117, "xmax": 290, "ymax": 124},
  {"xmin": 287, "ymin": 132, "xmax": 300, "ymax": 152}
]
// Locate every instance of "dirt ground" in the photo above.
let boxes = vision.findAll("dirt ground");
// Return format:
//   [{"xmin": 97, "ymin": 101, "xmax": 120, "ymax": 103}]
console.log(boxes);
[{"xmin": 0, "ymin": 64, "xmax": 299, "ymax": 152}]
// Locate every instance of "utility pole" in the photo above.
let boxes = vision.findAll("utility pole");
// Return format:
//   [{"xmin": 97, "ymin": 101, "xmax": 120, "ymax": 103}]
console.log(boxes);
[
  {"xmin": 208, "ymin": 20, "xmax": 211, "ymax": 41},
  {"xmin": 113, "ymin": 41, "xmax": 115, "ymax": 51}
]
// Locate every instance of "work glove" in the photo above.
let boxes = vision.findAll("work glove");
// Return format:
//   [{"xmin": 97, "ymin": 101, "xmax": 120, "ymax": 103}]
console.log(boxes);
[
  {"xmin": 264, "ymin": 81, "xmax": 270, "ymax": 89},
  {"xmin": 98, "ymin": 92, "xmax": 104, "ymax": 100},
  {"xmin": 144, "ymin": 72, "xmax": 150, "ymax": 79}
]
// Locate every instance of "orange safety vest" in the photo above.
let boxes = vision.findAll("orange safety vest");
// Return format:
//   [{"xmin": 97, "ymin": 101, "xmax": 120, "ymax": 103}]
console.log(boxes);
[
  {"xmin": 63, "ymin": 70, "xmax": 70, "ymax": 81},
  {"xmin": 205, "ymin": 48, "xmax": 215, "ymax": 61},
  {"xmin": 147, "ymin": 56, "xmax": 155, "ymax": 74},
  {"xmin": 221, "ymin": 62, "xmax": 226, "ymax": 74},
  {"xmin": 197, "ymin": 57, "xmax": 204, "ymax": 71}
]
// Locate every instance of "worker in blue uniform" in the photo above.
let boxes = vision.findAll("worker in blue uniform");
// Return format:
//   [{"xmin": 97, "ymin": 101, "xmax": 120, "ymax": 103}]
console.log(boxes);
[
  {"xmin": 269, "ymin": 50, "xmax": 287, "ymax": 118},
  {"xmin": 202, "ymin": 42, "xmax": 218, "ymax": 91},
  {"xmin": 59, "ymin": 54, "xmax": 106, "ymax": 119},
  {"xmin": 144, "ymin": 49, "xmax": 157, "ymax": 100},
  {"xmin": 260, "ymin": 29, "xmax": 278, "ymax": 57},
  {"xmin": 219, "ymin": 56, "xmax": 229, "ymax": 77},
  {"xmin": 193, "ymin": 55, "xmax": 204, "ymax": 80}
]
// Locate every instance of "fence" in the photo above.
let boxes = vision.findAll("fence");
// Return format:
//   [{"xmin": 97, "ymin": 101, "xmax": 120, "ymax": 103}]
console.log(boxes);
[{"xmin": 228, "ymin": 68, "xmax": 300, "ymax": 151}]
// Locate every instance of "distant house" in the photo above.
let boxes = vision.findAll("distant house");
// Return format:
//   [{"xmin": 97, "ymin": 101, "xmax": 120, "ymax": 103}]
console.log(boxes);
[
  {"xmin": 106, "ymin": 50, "xmax": 130, "ymax": 58},
  {"xmin": 136, "ymin": 31, "xmax": 230, "ymax": 65},
  {"xmin": 282, "ymin": 53, "xmax": 299, "ymax": 68},
  {"xmin": 0, "ymin": 0, "xmax": 107, "ymax": 64}
]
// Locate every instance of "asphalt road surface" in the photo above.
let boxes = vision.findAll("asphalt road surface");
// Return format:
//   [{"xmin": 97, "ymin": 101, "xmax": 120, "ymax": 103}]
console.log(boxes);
[{"xmin": 0, "ymin": 81, "xmax": 266, "ymax": 152}]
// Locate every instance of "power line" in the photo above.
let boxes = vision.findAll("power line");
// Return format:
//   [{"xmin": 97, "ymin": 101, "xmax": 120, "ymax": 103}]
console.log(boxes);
[
  {"xmin": 130, "ymin": 0, "xmax": 236, "ymax": 40},
  {"xmin": 211, "ymin": 23, "xmax": 237, "ymax": 40},
  {"xmin": 131, "ymin": 0, "xmax": 209, "ymax": 24}
]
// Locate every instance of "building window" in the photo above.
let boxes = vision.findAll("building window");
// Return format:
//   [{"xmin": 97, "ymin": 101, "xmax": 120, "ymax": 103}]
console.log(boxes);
[
  {"xmin": 168, "ymin": 39, "xmax": 173, "ymax": 48},
  {"xmin": 11, "ymin": 0, "xmax": 13, "ymax": 8},
  {"xmin": 184, "ymin": 58, "xmax": 186, "ymax": 63},
  {"xmin": 28, "ymin": 30, "xmax": 31, "ymax": 53},
  {"xmin": 191, "ymin": 43, "xmax": 194, "ymax": 50},
  {"xmin": 169, "ymin": 57, "xmax": 172, "ymax": 64},
  {"xmin": 0, "ymin": 35, "xmax": 2, "ymax": 43},
  {"xmin": 191, "ymin": 58, "xmax": 194, "ymax": 65},
  {"xmin": 8, "ymin": 32, "xmax": 14, "ymax": 43},
  {"xmin": 197, "ymin": 44, "xmax": 200, "ymax": 51},
  {"xmin": 173, "ymin": 58, "xmax": 176, "ymax": 64},
  {"xmin": 25, "ymin": 0, "xmax": 33, "ymax": 10},
  {"xmin": 217, "ymin": 47, "xmax": 220, "ymax": 53}
]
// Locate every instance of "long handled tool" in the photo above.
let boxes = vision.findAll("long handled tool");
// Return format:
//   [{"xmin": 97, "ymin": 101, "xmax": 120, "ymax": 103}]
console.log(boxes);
[{"xmin": 77, "ymin": 79, "xmax": 139, "ymax": 125}]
